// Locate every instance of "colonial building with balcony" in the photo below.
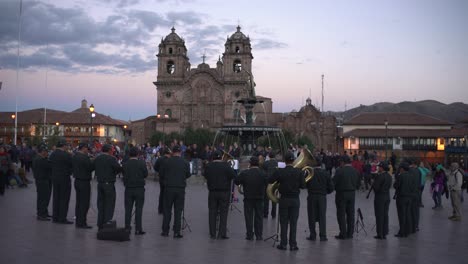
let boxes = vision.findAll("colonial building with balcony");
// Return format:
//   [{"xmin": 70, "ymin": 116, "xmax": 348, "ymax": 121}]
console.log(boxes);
[
  {"xmin": 441, "ymin": 118, "xmax": 468, "ymax": 169},
  {"xmin": 0, "ymin": 100, "xmax": 129, "ymax": 146},
  {"xmin": 342, "ymin": 112, "xmax": 453, "ymax": 164}
]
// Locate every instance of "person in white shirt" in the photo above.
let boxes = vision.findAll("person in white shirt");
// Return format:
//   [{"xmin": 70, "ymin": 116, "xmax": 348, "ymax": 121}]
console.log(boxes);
[{"xmin": 448, "ymin": 162, "xmax": 463, "ymax": 221}]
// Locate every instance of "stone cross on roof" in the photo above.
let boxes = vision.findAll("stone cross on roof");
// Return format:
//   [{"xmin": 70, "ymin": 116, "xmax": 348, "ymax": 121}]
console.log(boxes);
[{"xmin": 201, "ymin": 50, "xmax": 206, "ymax": 63}]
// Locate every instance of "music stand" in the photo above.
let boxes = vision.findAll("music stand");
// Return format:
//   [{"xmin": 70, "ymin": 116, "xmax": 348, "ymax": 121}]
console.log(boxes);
[
  {"xmin": 229, "ymin": 180, "xmax": 242, "ymax": 213},
  {"xmin": 355, "ymin": 208, "xmax": 367, "ymax": 235},
  {"xmin": 264, "ymin": 202, "xmax": 280, "ymax": 246},
  {"xmin": 182, "ymin": 209, "xmax": 192, "ymax": 233}
]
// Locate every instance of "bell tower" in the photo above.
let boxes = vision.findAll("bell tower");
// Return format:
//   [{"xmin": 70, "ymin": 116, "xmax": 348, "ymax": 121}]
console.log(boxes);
[
  {"xmin": 154, "ymin": 27, "xmax": 190, "ymax": 121},
  {"xmin": 222, "ymin": 26, "xmax": 253, "ymax": 80},
  {"xmin": 156, "ymin": 27, "xmax": 190, "ymax": 81}
]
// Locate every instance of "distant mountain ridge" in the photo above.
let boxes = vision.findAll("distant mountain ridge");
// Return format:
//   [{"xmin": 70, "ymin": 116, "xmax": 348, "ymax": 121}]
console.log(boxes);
[{"xmin": 332, "ymin": 100, "xmax": 468, "ymax": 123}]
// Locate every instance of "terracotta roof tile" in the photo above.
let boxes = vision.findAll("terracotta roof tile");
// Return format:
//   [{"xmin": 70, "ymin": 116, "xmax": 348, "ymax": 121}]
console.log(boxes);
[
  {"xmin": 344, "ymin": 129, "xmax": 450, "ymax": 138},
  {"xmin": 0, "ymin": 108, "xmax": 128, "ymax": 126},
  {"xmin": 345, "ymin": 112, "xmax": 453, "ymax": 126}
]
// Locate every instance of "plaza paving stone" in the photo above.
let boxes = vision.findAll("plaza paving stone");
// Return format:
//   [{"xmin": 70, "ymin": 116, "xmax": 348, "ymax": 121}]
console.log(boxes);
[{"xmin": 1, "ymin": 173, "xmax": 467, "ymax": 264}]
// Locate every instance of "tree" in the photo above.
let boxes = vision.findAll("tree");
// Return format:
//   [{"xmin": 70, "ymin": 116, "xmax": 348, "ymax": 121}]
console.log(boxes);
[
  {"xmin": 281, "ymin": 129, "xmax": 314, "ymax": 151},
  {"xmin": 183, "ymin": 128, "xmax": 215, "ymax": 147},
  {"xmin": 149, "ymin": 131, "xmax": 166, "ymax": 146}
]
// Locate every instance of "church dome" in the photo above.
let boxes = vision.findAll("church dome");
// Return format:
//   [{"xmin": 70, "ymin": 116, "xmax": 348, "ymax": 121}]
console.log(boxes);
[
  {"xmin": 163, "ymin": 27, "xmax": 184, "ymax": 43},
  {"xmin": 228, "ymin": 26, "xmax": 249, "ymax": 41}
]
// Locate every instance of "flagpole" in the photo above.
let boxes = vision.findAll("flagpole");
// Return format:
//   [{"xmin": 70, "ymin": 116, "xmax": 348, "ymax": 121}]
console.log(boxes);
[{"xmin": 14, "ymin": 0, "xmax": 23, "ymax": 145}]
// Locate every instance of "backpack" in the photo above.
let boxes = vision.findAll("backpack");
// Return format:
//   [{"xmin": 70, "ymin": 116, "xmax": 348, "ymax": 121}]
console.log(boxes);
[{"xmin": 459, "ymin": 169, "xmax": 468, "ymax": 190}]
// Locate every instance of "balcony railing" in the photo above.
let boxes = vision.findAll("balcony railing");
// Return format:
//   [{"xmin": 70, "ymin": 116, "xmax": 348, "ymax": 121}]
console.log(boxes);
[
  {"xmin": 359, "ymin": 144, "xmax": 392, "ymax": 150},
  {"xmin": 402, "ymin": 144, "xmax": 437, "ymax": 151},
  {"xmin": 445, "ymin": 146, "xmax": 468, "ymax": 153},
  {"xmin": 64, "ymin": 131, "xmax": 99, "ymax": 137}
]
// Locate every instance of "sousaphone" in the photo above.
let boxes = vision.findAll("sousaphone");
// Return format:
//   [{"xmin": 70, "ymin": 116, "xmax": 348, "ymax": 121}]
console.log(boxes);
[{"xmin": 266, "ymin": 148, "xmax": 316, "ymax": 203}]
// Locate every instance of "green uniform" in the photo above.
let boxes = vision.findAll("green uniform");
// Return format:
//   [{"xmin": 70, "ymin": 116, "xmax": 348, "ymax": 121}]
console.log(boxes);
[
  {"xmin": 94, "ymin": 153, "xmax": 121, "ymax": 229},
  {"xmin": 123, "ymin": 158, "xmax": 148, "ymax": 232},
  {"xmin": 333, "ymin": 164, "xmax": 359, "ymax": 239},
  {"xmin": 372, "ymin": 171, "xmax": 392, "ymax": 238},
  {"xmin": 49, "ymin": 149, "xmax": 73, "ymax": 222},
  {"xmin": 32, "ymin": 155, "xmax": 52, "ymax": 218},
  {"xmin": 72, "ymin": 152, "xmax": 94, "ymax": 227},
  {"xmin": 306, "ymin": 167, "xmax": 334, "ymax": 240},
  {"xmin": 161, "ymin": 156, "xmax": 191, "ymax": 236}
]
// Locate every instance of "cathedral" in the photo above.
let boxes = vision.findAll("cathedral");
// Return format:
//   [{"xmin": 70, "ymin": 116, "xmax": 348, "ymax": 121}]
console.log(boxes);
[
  {"xmin": 153, "ymin": 26, "xmax": 274, "ymax": 132},
  {"xmin": 141, "ymin": 26, "xmax": 338, "ymax": 152}
]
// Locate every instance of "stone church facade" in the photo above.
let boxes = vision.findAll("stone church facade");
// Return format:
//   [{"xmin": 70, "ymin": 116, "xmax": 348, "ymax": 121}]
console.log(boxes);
[
  {"xmin": 143, "ymin": 26, "xmax": 338, "ymax": 152},
  {"xmin": 154, "ymin": 26, "xmax": 273, "ymax": 132}
]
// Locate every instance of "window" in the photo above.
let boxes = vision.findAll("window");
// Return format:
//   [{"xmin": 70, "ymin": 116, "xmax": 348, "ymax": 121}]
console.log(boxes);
[
  {"xmin": 233, "ymin": 59, "xmax": 242, "ymax": 73},
  {"xmin": 169, "ymin": 48, "xmax": 173, "ymax": 54},
  {"xmin": 167, "ymin": 61, "xmax": 175, "ymax": 74},
  {"xmin": 235, "ymin": 46, "xmax": 240, "ymax": 53}
]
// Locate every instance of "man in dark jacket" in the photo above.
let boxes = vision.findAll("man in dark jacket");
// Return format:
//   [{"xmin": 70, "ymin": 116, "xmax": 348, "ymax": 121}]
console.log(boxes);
[
  {"xmin": 49, "ymin": 139, "xmax": 73, "ymax": 224},
  {"xmin": 269, "ymin": 152, "xmax": 305, "ymax": 251},
  {"xmin": 394, "ymin": 162, "xmax": 415, "ymax": 238},
  {"xmin": 306, "ymin": 157, "xmax": 334, "ymax": 241},
  {"xmin": 0, "ymin": 145, "xmax": 12, "ymax": 196},
  {"xmin": 154, "ymin": 148, "xmax": 171, "ymax": 214},
  {"xmin": 94, "ymin": 144, "xmax": 122, "ymax": 229},
  {"xmin": 204, "ymin": 150, "xmax": 236, "ymax": 239},
  {"xmin": 123, "ymin": 147, "xmax": 148, "ymax": 235},
  {"xmin": 372, "ymin": 161, "xmax": 392, "ymax": 239},
  {"xmin": 161, "ymin": 145, "xmax": 191, "ymax": 238},
  {"xmin": 333, "ymin": 155, "xmax": 359, "ymax": 239},
  {"xmin": 32, "ymin": 145, "xmax": 52, "ymax": 220},
  {"xmin": 235, "ymin": 156, "xmax": 267, "ymax": 240},
  {"xmin": 262, "ymin": 152, "xmax": 278, "ymax": 218},
  {"xmin": 408, "ymin": 158, "xmax": 421, "ymax": 233},
  {"xmin": 72, "ymin": 142, "xmax": 95, "ymax": 228}
]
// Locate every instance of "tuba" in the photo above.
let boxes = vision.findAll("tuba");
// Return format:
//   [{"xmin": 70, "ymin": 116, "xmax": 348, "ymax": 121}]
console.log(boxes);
[
  {"xmin": 266, "ymin": 148, "xmax": 316, "ymax": 203},
  {"xmin": 221, "ymin": 150, "xmax": 236, "ymax": 168}
]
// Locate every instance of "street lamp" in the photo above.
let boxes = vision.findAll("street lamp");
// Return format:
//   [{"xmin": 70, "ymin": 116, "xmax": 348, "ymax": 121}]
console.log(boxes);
[
  {"xmin": 89, "ymin": 104, "xmax": 96, "ymax": 142},
  {"xmin": 384, "ymin": 120, "xmax": 388, "ymax": 161},
  {"xmin": 123, "ymin": 125, "xmax": 129, "ymax": 152},
  {"xmin": 11, "ymin": 114, "xmax": 16, "ymax": 144},
  {"xmin": 55, "ymin": 122, "xmax": 60, "ymax": 136},
  {"xmin": 157, "ymin": 113, "xmax": 169, "ymax": 143}
]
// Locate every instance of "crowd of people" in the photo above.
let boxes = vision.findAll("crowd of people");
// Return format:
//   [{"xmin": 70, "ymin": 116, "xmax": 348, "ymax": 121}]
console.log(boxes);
[{"xmin": 0, "ymin": 138, "xmax": 467, "ymax": 251}]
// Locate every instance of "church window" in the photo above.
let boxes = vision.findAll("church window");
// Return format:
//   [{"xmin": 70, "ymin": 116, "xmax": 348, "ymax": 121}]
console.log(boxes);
[
  {"xmin": 233, "ymin": 59, "xmax": 242, "ymax": 73},
  {"xmin": 169, "ymin": 48, "xmax": 173, "ymax": 54},
  {"xmin": 165, "ymin": 91, "xmax": 172, "ymax": 98},
  {"xmin": 167, "ymin": 61, "xmax": 175, "ymax": 74},
  {"xmin": 165, "ymin": 109, "xmax": 172, "ymax": 118},
  {"xmin": 235, "ymin": 46, "xmax": 240, "ymax": 53}
]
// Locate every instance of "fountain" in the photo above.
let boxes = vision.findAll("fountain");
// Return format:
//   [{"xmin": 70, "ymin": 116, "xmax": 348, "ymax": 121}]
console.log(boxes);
[{"xmin": 213, "ymin": 70, "xmax": 288, "ymax": 167}]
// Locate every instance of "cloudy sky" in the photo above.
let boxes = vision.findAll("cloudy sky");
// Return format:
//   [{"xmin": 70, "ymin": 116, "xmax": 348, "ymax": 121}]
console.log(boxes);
[{"xmin": 0, "ymin": 0, "xmax": 467, "ymax": 121}]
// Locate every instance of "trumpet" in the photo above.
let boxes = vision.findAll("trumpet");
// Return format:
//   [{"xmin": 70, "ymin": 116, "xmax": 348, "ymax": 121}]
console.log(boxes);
[{"xmin": 266, "ymin": 148, "xmax": 316, "ymax": 203}]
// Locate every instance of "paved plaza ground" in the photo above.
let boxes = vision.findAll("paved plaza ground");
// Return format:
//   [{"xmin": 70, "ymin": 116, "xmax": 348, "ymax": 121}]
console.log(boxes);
[{"xmin": 1, "ymin": 173, "xmax": 467, "ymax": 264}]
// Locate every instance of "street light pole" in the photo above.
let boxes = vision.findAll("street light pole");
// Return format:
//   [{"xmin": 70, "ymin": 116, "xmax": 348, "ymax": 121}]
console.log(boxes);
[
  {"xmin": 157, "ymin": 113, "xmax": 169, "ymax": 144},
  {"xmin": 89, "ymin": 104, "xmax": 95, "ymax": 143},
  {"xmin": 385, "ymin": 120, "xmax": 388, "ymax": 161},
  {"xmin": 123, "ymin": 125, "xmax": 128, "ymax": 153},
  {"xmin": 11, "ymin": 114, "xmax": 16, "ymax": 144}
]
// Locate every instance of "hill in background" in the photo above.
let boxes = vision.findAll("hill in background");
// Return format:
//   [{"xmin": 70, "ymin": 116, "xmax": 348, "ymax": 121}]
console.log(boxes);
[{"xmin": 327, "ymin": 100, "xmax": 468, "ymax": 123}]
